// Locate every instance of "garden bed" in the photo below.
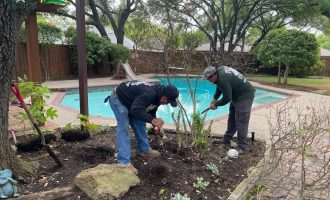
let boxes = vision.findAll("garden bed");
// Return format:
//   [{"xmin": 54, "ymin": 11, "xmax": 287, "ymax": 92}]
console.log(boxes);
[{"xmin": 17, "ymin": 129, "xmax": 265, "ymax": 199}]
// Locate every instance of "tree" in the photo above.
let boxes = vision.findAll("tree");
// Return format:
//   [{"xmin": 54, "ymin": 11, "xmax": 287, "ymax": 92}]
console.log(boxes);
[
  {"xmin": 153, "ymin": 0, "xmax": 327, "ymax": 66},
  {"xmin": 181, "ymin": 30, "xmax": 207, "ymax": 50},
  {"xmin": 256, "ymin": 29, "xmax": 320, "ymax": 84},
  {"xmin": 59, "ymin": 0, "xmax": 141, "ymax": 45},
  {"xmin": 17, "ymin": 14, "xmax": 64, "ymax": 44},
  {"xmin": 37, "ymin": 16, "xmax": 63, "ymax": 44},
  {"xmin": 0, "ymin": 0, "xmax": 38, "ymax": 177}
]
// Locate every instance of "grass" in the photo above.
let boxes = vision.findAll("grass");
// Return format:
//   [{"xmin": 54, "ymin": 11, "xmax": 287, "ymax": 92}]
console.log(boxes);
[{"xmin": 246, "ymin": 75, "xmax": 330, "ymax": 90}]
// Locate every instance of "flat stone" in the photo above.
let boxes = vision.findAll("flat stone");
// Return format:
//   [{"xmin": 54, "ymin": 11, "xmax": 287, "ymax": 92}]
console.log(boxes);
[{"xmin": 74, "ymin": 164, "xmax": 140, "ymax": 200}]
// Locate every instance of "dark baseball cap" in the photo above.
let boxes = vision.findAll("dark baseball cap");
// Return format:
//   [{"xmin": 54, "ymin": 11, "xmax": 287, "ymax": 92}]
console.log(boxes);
[{"xmin": 164, "ymin": 85, "xmax": 179, "ymax": 107}]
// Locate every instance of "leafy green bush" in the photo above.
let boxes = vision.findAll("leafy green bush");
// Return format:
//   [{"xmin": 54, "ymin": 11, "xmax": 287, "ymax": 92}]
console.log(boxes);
[
  {"xmin": 65, "ymin": 28, "xmax": 131, "ymax": 72},
  {"xmin": 108, "ymin": 43, "xmax": 131, "ymax": 65}
]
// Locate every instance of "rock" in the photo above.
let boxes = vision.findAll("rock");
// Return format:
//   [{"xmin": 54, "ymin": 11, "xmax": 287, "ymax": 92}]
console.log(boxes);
[{"xmin": 74, "ymin": 164, "xmax": 140, "ymax": 200}]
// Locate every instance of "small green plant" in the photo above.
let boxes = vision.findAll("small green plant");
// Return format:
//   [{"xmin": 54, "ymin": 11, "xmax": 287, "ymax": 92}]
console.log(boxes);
[
  {"xmin": 245, "ymin": 183, "xmax": 268, "ymax": 200},
  {"xmin": 192, "ymin": 112, "xmax": 211, "ymax": 150},
  {"xmin": 205, "ymin": 162, "xmax": 220, "ymax": 176},
  {"xmin": 223, "ymin": 156, "xmax": 233, "ymax": 162},
  {"xmin": 40, "ymin": 127, "xmax": 55, "ymax": 134},
  {"xmin": 170, "ymin": 193, "xmax": 191, "ymax": 200},
  {"xmin": 63, "ymin": 123, "xmax": 78, "ymax": 131},
  {"xmin": 15, "ymin": 77, "xmax": 58, "ymax": 125},
  {"xmin": 159, "ymin": 188, "xmax": 166, "ymax": 199},
  {"xmin": 77, "ymin": 114, "xmax": 102, "ymax": 133},
  {"xmin": 193, "ymin": 177, "xmax": 210, "ymax": 190},
  {"xmin": 230, "ymin": 140, "xmax": 238, "ymax": 148}
]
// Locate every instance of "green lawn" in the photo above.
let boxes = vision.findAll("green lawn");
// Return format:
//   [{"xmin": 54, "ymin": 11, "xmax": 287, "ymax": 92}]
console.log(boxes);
[{"xmin": 246, "ymin": 75, "xmax": 330, "ymax": 89}]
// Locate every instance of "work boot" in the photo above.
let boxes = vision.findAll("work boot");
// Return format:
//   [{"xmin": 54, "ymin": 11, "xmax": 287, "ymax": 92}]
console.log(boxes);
[
  {"xmin": 116, "ymin": 163, "xmax": 138, "ymax": 175},
  {"xmin": 138, "ymin": 149, "xmax": 161, "ymax": 158},
  {"xmin": 237, "ymin": 148, "xmax": 248, "ymax": 155}
]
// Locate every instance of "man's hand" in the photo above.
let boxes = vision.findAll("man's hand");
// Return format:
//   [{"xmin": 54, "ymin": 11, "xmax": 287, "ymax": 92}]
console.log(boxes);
[
  {"xmin": 210, "ymin": 100, "xmax": 217, "ymax": 110},
  {"xmin": 151, "ymin": 118, "xmax": 164, "ymax": 129},
  {"xmin": 211, "ymin": 99, "xmax": 217, "ymax": 105}
]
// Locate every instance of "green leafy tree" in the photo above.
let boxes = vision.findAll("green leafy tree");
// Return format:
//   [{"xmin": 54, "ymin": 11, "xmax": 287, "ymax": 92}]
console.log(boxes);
[
  {"xmin": 151, "ymin": 0, "xmax": 328, "ymax": 65},
  {"xmin": 125, "ymin": 17, "xmax": 152, "ymax": 50},
  {"xmin": 181, "ymin": 30, "xmax": 207, "ymax": 50},
  {"xmin": 17, "ymin": 15, "xmax": 63, "ymax": 44},
  {"xmin": 37, "ymin": 16, "xmax": 62, "ymax": 44},
  {"xmin": 256, "ymin": 29, "xmax": 321, "ymax": 83},
  {"xmin": 58, "ymin": 0, "xmax": 141, "ymax": 45}
]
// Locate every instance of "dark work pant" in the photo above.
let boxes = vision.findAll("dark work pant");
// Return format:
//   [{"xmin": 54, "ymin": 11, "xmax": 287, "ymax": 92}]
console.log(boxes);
[{"xmin": 223, "ymin": 97, "xmax": 254, "ymax": 149}]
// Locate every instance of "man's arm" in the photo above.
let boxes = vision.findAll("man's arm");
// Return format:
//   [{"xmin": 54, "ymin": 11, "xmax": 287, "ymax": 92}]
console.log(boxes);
[
  {"xmin": 213, "ymin": 86, "xmax": 222, "ymax": 100},
  {"xmin": 130, "ymin": 95, "xmax": 154, "ymax": 122},
  {"xmin": 215, "ymin": 80, "xmax": 232, "ymax": 106}
]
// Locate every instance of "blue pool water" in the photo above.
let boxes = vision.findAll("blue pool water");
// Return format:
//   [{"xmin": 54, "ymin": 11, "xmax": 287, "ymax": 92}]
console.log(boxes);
[{"xmin": 60, "ymin": 77, "xmax": 288, "ymax": 123}]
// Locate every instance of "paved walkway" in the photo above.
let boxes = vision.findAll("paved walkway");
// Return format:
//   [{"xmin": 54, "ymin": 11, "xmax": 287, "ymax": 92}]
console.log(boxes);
[{"xmin": 9, "ymin": 74, "xmax": 330, "ymax": 199}]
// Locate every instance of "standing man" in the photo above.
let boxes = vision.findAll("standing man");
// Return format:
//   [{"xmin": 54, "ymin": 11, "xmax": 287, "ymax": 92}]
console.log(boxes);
[
  {"xmin": 203, "ymin": 66, "xmax": 255, "ymax": 153},
  {"xmin": 106, "ymin": 80, "xmax": 179, "ymax": 174}
]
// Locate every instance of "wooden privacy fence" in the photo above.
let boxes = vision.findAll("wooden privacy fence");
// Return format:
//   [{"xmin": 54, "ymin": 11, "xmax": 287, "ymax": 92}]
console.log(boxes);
[
  {"xmin": 321, "ymin": 57, "xmax": 330, "ymax": 77},
  {"xmin": 14, "ymin": 43, "xmax": 72, "ymax": 81},
  {"xmin": 14, "ymin": 43, "xmax": 330, "ymax": 81}
]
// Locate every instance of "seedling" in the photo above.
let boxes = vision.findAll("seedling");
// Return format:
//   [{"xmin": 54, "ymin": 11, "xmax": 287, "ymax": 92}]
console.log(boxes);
[
  {"xmin": 170, "ymin": 193, "xmax": 191, "ymax": 200},
  {"xmin": 193, "ymin": 177, "xmax": 210, "ymax": 190},
  {"xmin": 223, "ymin": 156, "xmax": 233, "ymax": 162},
  {"xmin": 230, "ymin": 140, "xmax": 238, "ymax": 148},
  {"xmin": 205, "ymin": 162, "xmax": 220, "ymax": 176},
  {"xmin": 159, "ymin": 188, "xmax": 166, "ymax": 199}
]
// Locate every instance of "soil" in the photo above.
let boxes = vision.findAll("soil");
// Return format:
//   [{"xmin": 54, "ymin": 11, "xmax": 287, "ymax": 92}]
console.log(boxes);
[{"xmin": 17, "ymin": 129, "xmax": 265, "ymax": 200}]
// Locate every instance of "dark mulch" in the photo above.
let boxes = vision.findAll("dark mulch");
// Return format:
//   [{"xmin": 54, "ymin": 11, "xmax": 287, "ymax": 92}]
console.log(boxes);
[{"xmin": 17, "ymin": 129, "xmax": 265, "ymax": 200}]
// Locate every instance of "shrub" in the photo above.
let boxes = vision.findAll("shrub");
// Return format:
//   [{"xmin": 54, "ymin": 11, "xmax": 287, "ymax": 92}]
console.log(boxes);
[{"xmin": 65, "ymin": 28, "xmax": 131, "ymax": 73}]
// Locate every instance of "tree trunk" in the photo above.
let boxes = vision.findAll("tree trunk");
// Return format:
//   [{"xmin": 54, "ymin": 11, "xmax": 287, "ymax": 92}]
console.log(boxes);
[
  {"xmin": 116, "ymin": 28, "xmax": 125, "ymax": 45},
  {"xmin": 0, "ymin": 0, "xmax": 37, "ymax": 178},
  {"xmin": 283, "ymin": 64, "xmax": 289, "ymax": 84},
  {"xmin": 277, "ymin": 61, "xmax": 281, "ymax": 84}
]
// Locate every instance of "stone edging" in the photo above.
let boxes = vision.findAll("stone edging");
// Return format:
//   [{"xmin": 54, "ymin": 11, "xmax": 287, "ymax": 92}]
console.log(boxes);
[{"xmin": 227, "ymin": 140, "xmax": 272, "ymax": 200}]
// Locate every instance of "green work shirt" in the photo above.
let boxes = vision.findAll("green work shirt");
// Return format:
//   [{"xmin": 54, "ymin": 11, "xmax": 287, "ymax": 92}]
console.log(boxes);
[{"xmin": 213, "ymin": 66, "xmax": 255, "ymax": 106}]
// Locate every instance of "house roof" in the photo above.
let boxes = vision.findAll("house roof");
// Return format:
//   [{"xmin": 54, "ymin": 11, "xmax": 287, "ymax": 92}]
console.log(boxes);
[
  {"xmin": 196, "ymin": 42, "xmax": 330, "ymax": 58},
  {"xmin": 195, "ymin": 42, "xmax": 251, "ymax": 52},
  {"xmin": 88, "ymin": 26, "xmax": 134, "ymax": 49},
  {"xmin": 321, "ymin": 48, "xmax": 330, "ymax": 57}
]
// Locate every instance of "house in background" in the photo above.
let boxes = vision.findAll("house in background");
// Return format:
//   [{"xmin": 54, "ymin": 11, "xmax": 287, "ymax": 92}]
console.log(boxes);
[{"xmin": 88, "ymin": 26, "xmax": 134, "ymax": 49}]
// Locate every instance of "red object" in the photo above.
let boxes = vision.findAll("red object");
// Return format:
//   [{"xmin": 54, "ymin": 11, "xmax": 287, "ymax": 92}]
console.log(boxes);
[{"xmin": 10, "ymin": 84, "xmax": 25, "ymax": 104}]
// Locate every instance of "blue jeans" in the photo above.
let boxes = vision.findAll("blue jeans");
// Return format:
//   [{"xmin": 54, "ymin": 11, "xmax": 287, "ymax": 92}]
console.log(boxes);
[{"xmin": 109, "ymin": 94, "xmax": 150, "ymax": 165}]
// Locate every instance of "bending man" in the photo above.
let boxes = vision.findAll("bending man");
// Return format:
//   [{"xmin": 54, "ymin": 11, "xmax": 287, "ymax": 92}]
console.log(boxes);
[
  {"xmin": 203, "ymin": 66, "xmax": 255, "ymax": 153},
  {"xmin": 105, "ymin": 80, "xmax": 179, "ymax": 174}
]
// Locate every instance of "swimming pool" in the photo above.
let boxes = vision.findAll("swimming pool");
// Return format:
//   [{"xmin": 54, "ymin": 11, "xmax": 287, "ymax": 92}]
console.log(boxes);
[{"xmin": 60, "ymin": 77, "xmax": 288, "ymax": 123}]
